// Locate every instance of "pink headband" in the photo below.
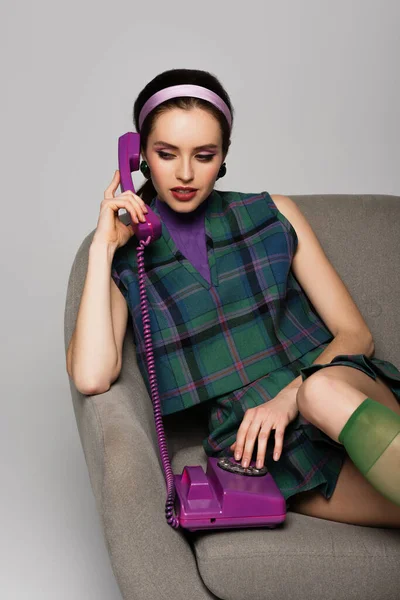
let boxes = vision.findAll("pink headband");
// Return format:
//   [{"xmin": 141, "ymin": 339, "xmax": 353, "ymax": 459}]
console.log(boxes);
[{"xmin": 138, "ymin": 84, "xmax": 232, "ymax": 131}]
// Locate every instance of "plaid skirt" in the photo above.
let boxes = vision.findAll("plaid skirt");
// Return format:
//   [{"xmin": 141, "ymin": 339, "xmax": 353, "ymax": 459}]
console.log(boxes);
[{"xmin": 201, "ymin": 341, "xmax": 400, "ymax": 505}]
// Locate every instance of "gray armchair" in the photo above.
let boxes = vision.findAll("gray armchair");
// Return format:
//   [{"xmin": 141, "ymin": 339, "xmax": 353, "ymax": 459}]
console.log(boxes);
[{"xmin": 64, "ymin": 194, "xmax": 400, "ymax": 600}]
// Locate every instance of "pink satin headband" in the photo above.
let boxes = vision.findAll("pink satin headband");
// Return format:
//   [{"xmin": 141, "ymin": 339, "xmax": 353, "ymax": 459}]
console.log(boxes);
[{"xmin": 138, "ymin": 84, "xmax": 232, "ymax": 131}]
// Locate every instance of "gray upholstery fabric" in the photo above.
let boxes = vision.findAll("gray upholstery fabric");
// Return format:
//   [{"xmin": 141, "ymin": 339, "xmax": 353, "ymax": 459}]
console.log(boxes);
[{"xmin": 64, "ymin": 194, "xmax": 400, "ymax": 600}]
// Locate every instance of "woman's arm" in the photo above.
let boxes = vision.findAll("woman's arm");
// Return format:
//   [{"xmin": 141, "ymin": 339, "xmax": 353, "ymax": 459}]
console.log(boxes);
[{"xmin": 67, "ymin": 239, "xmax": 123, "ymax": 395}]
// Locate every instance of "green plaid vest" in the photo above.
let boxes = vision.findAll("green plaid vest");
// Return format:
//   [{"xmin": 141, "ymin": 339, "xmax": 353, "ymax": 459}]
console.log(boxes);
[{"xmin": 111, "ymin": 189, "xmax": 334, "ymax": 416}]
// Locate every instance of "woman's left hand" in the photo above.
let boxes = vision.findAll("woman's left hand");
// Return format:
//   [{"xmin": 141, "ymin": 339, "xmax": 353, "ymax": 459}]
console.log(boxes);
[{"xmin": 229, "ymin": 386, "xmax": 300, "ymax": 468}]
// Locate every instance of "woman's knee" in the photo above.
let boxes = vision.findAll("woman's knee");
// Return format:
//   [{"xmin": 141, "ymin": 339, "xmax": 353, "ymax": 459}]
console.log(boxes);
[{"xmin": 296, "ymin": 372, "xmax": 332, "ymax": 417}]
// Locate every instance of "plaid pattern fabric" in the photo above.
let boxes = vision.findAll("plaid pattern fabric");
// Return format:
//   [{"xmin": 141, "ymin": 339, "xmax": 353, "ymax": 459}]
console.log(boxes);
[
  {"xmin": 111, "ymin": 189, "xmax": 335, "ymax": 416},
  {"xmin": 203, "ymin": 342, "xmax": 347, "ymax": 501}
]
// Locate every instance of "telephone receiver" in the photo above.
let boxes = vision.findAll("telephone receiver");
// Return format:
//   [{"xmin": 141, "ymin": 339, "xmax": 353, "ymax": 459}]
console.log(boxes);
[
  {"xmin": 117, "ymin": 132, "xmax": 162, "ymax": 243},
  {"xmin": 116, "ymin": 132, "xmax": 287, "ymax": 531}
]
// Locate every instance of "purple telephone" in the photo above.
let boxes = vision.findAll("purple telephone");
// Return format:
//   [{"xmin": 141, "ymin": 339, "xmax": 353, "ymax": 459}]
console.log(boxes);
[{"xmin": 117, "ymin": 132, "xmax": 287, "ymax": 531}]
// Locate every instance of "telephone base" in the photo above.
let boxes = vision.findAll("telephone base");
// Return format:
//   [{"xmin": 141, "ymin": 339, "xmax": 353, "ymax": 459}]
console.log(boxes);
[{"xmin": 174, "ymin": 457, "xmax": 286, "ymax": 531}]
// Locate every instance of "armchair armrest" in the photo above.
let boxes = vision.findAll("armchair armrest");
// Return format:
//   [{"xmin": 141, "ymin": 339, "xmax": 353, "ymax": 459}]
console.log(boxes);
[{"xmin": 67, "ymin": 330, "xmax": 216, "ymax": 599}]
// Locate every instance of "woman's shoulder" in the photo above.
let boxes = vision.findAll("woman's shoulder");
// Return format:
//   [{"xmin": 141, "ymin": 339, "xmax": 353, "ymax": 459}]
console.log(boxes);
[
  {"xmin": 217, "ymin": 189, "xmax": 276, "ymax": 207},
  {"xmin": 217, "ymin": 189, "xmax": 295, "ymax": 216},
  {"xmin": 228, "ymin": 190, "xmax": 298, "ymax": 246}
]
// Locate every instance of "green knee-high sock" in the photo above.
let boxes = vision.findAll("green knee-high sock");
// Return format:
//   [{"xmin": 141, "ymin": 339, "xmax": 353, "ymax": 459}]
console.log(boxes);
[{"xmin": 338, "ymin": 397, "xmax": 400, "ymax": 507}]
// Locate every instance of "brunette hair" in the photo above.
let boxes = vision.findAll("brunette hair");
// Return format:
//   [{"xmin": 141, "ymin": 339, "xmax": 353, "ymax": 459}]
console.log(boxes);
[{"xmin": 132, "ymin": 68, "xmax": 234, "ymax": 204}]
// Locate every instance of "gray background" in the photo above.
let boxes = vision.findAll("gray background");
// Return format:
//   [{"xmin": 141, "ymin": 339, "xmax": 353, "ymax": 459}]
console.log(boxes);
[{"xmin": 1, "ymin": 0, "xmax": 399, "ymax": 598}]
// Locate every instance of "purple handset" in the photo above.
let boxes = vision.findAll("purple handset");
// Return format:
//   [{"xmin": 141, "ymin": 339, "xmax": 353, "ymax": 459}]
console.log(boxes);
[
  {"xmin": 117, "ymin": 132, "xmax": 162, "ymax": 243},
  {"xmin": 117, "ymin": 132, "xmax": 287, "ymax": 531}
]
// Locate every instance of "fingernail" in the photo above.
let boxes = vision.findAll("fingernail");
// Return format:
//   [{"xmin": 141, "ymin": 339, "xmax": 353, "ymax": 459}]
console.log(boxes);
[
  {"xmin": 274, "ymin": 453, "xmax": 279, "ymax": 461},
  {"xmin": 235, "ymin": 453, "xmax": 240, "ymax": 460},
  {"xmin": 256, "ymin": 460, "xmax": 262, "ymax": 469}
]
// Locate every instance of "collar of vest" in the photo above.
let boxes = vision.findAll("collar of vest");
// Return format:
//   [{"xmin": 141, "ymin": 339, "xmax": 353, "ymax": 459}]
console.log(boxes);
[{"xmin": 147, "ymin": 188, "xmax": 223, "ymax": 288}]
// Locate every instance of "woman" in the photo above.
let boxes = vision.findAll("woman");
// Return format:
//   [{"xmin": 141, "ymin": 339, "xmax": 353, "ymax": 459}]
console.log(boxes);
[{"xmin": 67, "ymin": 68, "xmax": 400, "ymax": 528}]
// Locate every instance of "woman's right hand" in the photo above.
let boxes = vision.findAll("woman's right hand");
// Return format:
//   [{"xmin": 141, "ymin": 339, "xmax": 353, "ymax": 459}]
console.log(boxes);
[{"xmin": 92, "ymin": 169, "xmax": 149, "ymax": 250}]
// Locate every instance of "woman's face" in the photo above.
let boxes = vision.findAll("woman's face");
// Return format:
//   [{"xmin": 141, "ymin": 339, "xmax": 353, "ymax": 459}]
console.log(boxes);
[{"xmin": 142, "ymin": 107, "xmax": 226, "ymax": 213}]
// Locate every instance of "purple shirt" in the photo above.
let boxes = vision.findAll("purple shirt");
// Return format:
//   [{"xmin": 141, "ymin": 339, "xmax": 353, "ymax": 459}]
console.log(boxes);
[{"xmin": 156, "ymin": 195, "xmax": 211, "ymax": 284}]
